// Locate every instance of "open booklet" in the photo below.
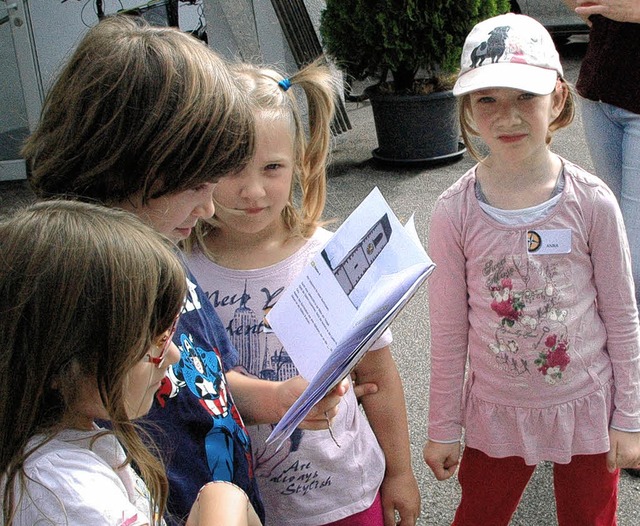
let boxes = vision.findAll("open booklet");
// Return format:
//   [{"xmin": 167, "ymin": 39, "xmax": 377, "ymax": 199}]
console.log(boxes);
[{"xmin": 265, "ymin": 187, "xmax": 435, "ymax": 449}]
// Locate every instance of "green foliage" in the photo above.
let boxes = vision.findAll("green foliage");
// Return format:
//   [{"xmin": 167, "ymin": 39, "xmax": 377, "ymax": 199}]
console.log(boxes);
[{"xmin": 320, "ymin": 0, "xmax": 510, "ymax": 92}]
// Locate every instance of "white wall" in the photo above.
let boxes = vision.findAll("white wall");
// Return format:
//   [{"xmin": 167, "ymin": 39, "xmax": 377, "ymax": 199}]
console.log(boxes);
[
  {"xmin": 2, "ymin": 0, "xmax": 328, "ymax": 130},
  {"xmin": 1, "ymin": 0, "xmax": 330, "ymax": 152},
  {"xmin": 0, "ymin": 0, "xmax": 204, "ymax": 143},
  {"xmin": 28, "ymin": 0, "xmax": 204, "ymax": 91}
]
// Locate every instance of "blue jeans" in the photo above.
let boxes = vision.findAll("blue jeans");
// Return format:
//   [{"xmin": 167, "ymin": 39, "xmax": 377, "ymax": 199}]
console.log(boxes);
[{"xmin": 580, "ymin": 97, "xmax": 640, "ymax": 306}]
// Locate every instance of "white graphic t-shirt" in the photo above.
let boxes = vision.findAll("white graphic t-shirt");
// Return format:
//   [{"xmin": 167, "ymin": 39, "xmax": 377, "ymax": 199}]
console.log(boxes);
[
  {"xmin": 7, "ymin": 427, "xmax": 159, "ymax": 526},
  {"xmin": 188, "ymin": 228, "xmax": 389, "ymax": 525}
]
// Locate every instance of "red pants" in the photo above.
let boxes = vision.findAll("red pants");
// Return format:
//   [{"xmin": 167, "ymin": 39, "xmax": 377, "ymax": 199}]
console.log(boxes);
[
  {"xmin": 453, "ymin": 447, "xmax": 619, "ymax": 526},
  {"xmin": 321, "ymin": 491, "xmax": 383, "ymax": 526}
]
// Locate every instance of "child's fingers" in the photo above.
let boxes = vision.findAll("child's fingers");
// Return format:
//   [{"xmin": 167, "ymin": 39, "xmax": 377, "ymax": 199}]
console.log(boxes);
[
  {"xmin": 606, "ymin": 445, "xmax": 619, "ymax": 473},
  {"xmin": 353, "ymin": 381, "xmax": 378, "ymax": 399},
  {"xmin": 429, "ymin": 452, "xmax": 459, "ymax": 481},
  {"xmin": 609, "ymin": 448, "xmax": 640, "ymax": 471},
  {"xmin": 299, "ymin": 378, "xmax": 350, "ymax": 427},
  {"xmin": 423, "ymin": 441, "xmax": 460, "ymax": 481},
  {"xmin": 297, "ymin": 412, "xmax": 331, "ymax": 430},
  {"xmin": 608, "ymin": 429, "xmax": 640, "ymax": 471},
  {"xmin": 440, "ymin": 459, "xmax": 459, "ymax": 480},
  {"xmin": 332, "ymin": 377, "xmax": 351, "ymax": 396}
]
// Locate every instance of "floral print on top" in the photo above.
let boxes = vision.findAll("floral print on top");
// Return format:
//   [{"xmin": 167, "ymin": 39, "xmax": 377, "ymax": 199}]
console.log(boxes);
[{"xmin": 427, "ymin": 159, "xmax": 640, "ymax": 465}]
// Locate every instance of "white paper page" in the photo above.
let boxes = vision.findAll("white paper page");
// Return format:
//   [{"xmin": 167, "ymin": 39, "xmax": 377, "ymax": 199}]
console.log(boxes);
[
  {"xmin": 266, "ymin": 264, "xmax": 434, "ymax": 449},
  {"xmin": 267, "ymin": 257, "xmax": 356, "ymax": 379},
  {"xmin": 267, "ymin": 187, "xmax": 434, "ymax": 381},
  {"xmin": 405, "ymin": 214, "xmax": 429, "ymax": 258},
  {"xmin": 348, "ymin": 263, "xmax": 428, "ymax": 331},
  {"xmin": 265, "ymin": 186, "xmax": 437, "ymax": 448}
]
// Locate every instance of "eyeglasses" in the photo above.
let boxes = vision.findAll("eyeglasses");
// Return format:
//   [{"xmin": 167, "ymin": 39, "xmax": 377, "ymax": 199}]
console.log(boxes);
[{"xmin": 146, "ymin": 315, "xmax": 180, "ymax": 368}]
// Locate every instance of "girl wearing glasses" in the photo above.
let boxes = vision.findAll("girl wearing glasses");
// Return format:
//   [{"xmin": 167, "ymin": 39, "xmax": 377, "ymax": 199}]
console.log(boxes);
[{"xmin": 0, "ymin": 200, "xmax": 261, "ymax": 526}]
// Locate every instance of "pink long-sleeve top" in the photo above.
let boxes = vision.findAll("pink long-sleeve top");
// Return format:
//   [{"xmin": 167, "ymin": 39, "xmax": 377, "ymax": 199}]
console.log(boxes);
[{"xmin": 427, "ymin": 158, "xmax": 640, "ymax": 465}]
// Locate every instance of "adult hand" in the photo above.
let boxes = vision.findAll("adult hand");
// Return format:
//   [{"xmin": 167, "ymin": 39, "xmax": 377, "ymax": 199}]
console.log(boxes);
[
  {"xmin": 423, "ymin": 440, "xmax": 461, "ymax": 481},
  {"xmin": 607, "ymin": 428, "xmax": 640, "ymax": 472},
  {"xmin": 575, "ymin": 0, "xmax": 640, "ymax": 23},
  {"xmin": 278, "ymin": 375, "xmax": 350, "ymax": 430}
]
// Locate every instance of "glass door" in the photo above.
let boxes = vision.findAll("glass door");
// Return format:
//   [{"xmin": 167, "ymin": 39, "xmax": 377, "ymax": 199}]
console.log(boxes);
[{"xmin": 0, "ymin": 0, "xmax": 43, "ymax": 181}]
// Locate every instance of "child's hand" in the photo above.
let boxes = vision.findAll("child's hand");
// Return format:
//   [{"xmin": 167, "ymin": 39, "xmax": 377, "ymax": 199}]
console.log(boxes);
[
  {"xmin": 607, "ymin": 428, "xmax": 640, "ymax": 472},
  {"xmin": 350, "ymin": 370, "xmax": 379, "ymax": 399},
  {"xmin": 423, "ymin": 440, "xmax": 461, "ymax": 481},
  {"xmin": 278, "ymin": 375, "xmax": 349, "ymax": 430},
  {"xmin": 380, "ymin": 470, "xmax": 421, "ymax": 526}
]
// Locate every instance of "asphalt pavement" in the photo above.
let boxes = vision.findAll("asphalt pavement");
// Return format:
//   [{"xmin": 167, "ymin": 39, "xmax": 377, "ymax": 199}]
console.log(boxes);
[{"xmin": 1, "ymin": 36, "xmax": 638, "ymax": 526}]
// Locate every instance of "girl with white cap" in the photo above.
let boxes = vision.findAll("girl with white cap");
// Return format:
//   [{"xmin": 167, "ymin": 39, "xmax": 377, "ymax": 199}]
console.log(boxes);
[{"xmin": 423, "ymin": 13, "xmax": 640, "ymax": 525}]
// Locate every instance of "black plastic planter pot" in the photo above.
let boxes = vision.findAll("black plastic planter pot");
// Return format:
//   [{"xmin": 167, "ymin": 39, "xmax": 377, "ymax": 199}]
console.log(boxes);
[{"xmin": 367, "ymin": 88, "xmax": 465, "ymax": 165}]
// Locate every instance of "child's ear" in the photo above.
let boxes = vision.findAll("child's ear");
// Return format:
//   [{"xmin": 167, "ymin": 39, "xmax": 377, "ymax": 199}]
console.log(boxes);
[{"xmin": 550, "ymin": 79, "xmax": 568, "ymax": 119}]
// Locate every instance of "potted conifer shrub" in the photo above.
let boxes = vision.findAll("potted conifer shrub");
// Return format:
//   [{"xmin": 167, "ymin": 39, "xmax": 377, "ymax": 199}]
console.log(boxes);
[{"xmin": 320, "ymin": 0, "xmax": 510, "ymax": 164}]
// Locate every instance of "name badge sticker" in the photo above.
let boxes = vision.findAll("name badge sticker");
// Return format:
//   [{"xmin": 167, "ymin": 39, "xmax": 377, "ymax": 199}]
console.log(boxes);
[{"xmin": 527, "ymin": 229, "xmax": 572, "ymax": 255}]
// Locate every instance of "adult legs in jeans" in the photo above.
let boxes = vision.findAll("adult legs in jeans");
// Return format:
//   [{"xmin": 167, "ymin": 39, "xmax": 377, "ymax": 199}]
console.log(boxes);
[
  {"xmin": 580, "ymin": 97, "xmax": 640, "ymax": 308},
  {"xmin": 581, "ymin": 98, "xmax": 640, "ymax": 478}
]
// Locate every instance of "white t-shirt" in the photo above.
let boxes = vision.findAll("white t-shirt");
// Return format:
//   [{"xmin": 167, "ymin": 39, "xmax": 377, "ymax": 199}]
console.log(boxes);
[
  {"xmin": 6, "ymin": 427, "xmax": 158, "ymax": 526},
  {"xmin": 187, "ymin": 228, "xmax": 389, "ymax": 526}
]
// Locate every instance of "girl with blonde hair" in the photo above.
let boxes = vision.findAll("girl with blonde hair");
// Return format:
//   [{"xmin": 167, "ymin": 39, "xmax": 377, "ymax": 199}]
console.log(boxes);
[{"xmin": 187, "ymin": 59, "xmax": 421, "ymax": 526}]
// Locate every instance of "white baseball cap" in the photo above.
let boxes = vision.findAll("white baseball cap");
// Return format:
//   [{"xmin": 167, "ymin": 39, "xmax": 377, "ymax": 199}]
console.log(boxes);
[{"xmin": 453, "ymin": 13, "xmax": 563, "ymax": 96}]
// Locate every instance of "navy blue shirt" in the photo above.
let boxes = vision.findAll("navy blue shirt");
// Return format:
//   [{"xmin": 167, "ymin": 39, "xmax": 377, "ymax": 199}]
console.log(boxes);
[{"xmin": 141, "ymin": 264, "xmax": 264, "ymax": 525}]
